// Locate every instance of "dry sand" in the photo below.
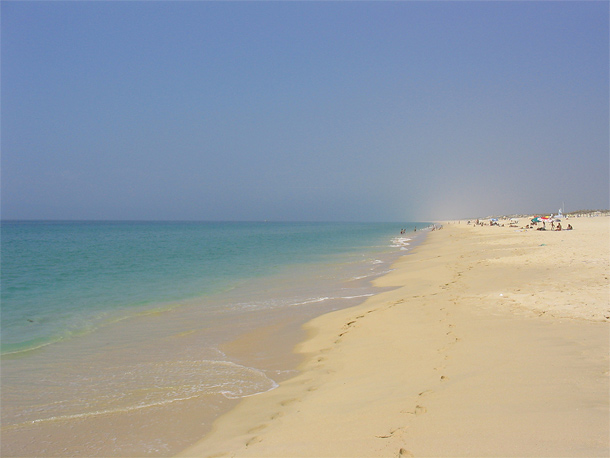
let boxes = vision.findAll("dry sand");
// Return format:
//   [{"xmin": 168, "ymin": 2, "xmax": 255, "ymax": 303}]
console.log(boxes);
[{"xmin": 178, "ymin": 216, "xmax": 609, "ymax": 458}]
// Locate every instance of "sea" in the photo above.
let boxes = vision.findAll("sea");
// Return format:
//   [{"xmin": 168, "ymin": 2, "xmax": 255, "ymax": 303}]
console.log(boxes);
[{"xmin": 1, "ymin": 220, "xmax": 427, "ymax": 457}]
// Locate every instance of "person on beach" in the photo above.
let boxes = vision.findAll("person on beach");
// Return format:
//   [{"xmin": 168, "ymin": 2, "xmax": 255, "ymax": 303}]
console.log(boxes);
[
  {"xmin": 567, "ymin": 224, "xmax": 573, "ymax": 230},
  {"xmin": 556, "ymin": 222, "xmax": 562, "ymax": 231}
]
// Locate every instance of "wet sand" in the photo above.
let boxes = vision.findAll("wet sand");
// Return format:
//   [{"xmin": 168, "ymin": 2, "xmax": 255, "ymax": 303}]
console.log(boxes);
[{"xmin": 178, "ymin": 216, "xmax": 609, "ymax": 457}]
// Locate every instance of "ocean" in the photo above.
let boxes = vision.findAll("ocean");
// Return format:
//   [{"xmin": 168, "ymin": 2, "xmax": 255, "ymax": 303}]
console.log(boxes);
[{"xmin": 1, "ymin": 221, "xmax": 426, "ymax": 457}]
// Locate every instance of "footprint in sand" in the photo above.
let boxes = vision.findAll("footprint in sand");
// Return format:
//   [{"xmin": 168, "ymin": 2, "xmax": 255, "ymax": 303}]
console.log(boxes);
[
  {"xmin": 403, "ymin": 405, "xmax": 427, "ymax": 415},
  {"xmin": 245, "ymin": 436, "xmax": 262, "ymax": 447},
  {"xmin": 399, "ymin": 448, "xmax": 414, "ymax": 457},
  {"xmin": 247, "ymin": 424, "xmax": 267, "ymax": 434},
  {"xmin": 376, "ymin": 427, "xmax": 406, "ymax": 439},
  {"xmin": 280, "ymin": 398, "xmax": 299, "ymax": 407},
  {"xmin": 414, "ymin": 405, "xmax": 427, "ymax": 415}
]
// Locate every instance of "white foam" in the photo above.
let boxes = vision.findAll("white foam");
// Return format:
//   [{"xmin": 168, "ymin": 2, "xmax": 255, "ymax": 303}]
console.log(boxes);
[
  {"xmin": 221, "ymin": 379, "xmax": 279, "ymax": 399},
  {"xmin": 390, "ymin": 236, "xmax": 412, "ymax": 249},
  {"xmin": 291, "ymin": 297, "xmax": 331, "ymax": 306},
  {"xmin": 340, "ymin": 294, "xmax": 374, "ymax": 300}
]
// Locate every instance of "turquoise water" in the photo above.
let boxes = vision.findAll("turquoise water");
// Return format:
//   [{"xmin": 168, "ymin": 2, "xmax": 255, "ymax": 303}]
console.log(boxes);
[
  {"xmin": 2, "ymin": 221, "xmax": 420, "ymax": 354},
  {"xmin": 1, "ymin": 220, "xmax": 426, "ymax": 456}
]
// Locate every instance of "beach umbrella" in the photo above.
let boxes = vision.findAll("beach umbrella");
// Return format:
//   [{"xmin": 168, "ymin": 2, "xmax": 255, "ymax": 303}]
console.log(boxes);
[{"xmin": 531, "ymin": 217, "xmax": 542, "ymax": 223}]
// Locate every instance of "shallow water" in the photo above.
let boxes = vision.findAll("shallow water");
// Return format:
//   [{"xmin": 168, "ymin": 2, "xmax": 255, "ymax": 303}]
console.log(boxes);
[{"xmin": 1, "ymin": 221, "xmax": 427, "ymax": 456}]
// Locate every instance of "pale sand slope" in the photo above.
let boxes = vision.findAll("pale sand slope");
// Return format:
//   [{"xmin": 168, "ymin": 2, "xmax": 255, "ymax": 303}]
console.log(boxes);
[{"xmin": 178, "ymin": 217, "xmax": 609, "ymax": 458}]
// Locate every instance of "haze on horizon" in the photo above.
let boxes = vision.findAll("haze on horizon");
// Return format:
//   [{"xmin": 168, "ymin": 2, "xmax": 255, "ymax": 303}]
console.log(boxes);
[{"xmin": 2, "ymin": 2, "xmax": 608, "ymax": 222}]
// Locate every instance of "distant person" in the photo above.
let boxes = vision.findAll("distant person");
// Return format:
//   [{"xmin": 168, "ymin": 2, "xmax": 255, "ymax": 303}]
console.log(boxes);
[
  {"xmin": 567, "ymin": 224, "xmax": 573, "ymax": 230},
  {"xmin": 556, "ymin": 222, "xmax": 562, "ymax": 231}
]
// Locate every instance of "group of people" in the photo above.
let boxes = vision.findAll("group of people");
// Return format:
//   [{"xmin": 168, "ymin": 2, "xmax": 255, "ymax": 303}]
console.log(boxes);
[
  {"xmin": 400, "ymin": 227, "xmax": 417, "ymax": 234},
  {"xmin": 528, "ymin": 222, "xmax": 573, "ymax": 231},
  {"xmin": 398, "ymin": 224, "xmax": 442, "ymax": 234},
  {"xmin": 466, "ymin": 218, "xmax": 574, "ymax": 231},
  {"xmin": 548, "ymin": 222, "xmax": 573, "ymax": 231}
]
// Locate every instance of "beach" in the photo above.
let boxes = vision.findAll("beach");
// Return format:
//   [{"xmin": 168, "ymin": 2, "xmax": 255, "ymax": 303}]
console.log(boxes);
[{"xmin": 178, "ymin": 216, "xmax": 609, "ymax": 457}]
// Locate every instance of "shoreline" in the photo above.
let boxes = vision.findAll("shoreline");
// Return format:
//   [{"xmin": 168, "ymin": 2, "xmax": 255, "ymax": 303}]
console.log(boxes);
[
  {"xmin": 178, "ymin": 216, "xmax": 609, "ymax": 457},
  {"xmin": 2, "ymin": 223, "xmax": 425, "ymax": 458}
]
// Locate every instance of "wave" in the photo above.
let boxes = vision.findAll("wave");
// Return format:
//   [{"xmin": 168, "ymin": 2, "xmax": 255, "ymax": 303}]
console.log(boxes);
[{"xmin": 3, "ymin": 360, "xmax": 279, "ymax": 428}]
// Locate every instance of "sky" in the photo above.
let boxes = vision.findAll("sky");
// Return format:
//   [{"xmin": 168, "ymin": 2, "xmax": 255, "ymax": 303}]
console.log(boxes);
[{"xmin": 2, "ymin": 1, "xmax": 608, "ymax": 222}]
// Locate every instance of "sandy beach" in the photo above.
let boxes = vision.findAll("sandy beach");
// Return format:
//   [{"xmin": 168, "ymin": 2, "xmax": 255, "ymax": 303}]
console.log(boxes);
[{"xmin": 178, "ymin": 216, "xmax": 609, "ymax": 458}]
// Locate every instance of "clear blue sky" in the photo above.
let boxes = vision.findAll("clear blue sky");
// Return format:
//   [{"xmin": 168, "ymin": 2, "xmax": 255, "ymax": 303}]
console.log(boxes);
[{"xmin": 2, "ymin": 1, "xmax": 608, "ymax": 221}]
